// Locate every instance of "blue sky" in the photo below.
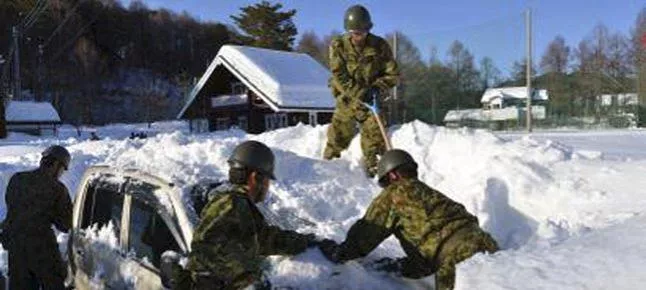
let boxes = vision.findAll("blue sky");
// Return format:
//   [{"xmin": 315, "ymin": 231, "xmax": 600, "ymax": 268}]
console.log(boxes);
[{"xmin": 119, "ymin": 0, "xmax": 643, "ymax": 76}]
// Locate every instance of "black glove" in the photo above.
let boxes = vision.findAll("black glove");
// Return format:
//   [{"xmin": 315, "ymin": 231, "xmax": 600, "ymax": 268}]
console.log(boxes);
[
  {"xmin": 305, "ymin": 234, "xmax": 320, "ymax": 247},
  {"xmin": 318, "ymin": 239, "xmax": 342, "ymax": 263},
  {"xmin": 367, "ymin": 257, "xmax": 404, "ymax": 275},
  {"xmin": 361, "ymin": 86, "xmax": 381, "ymax": 103}
]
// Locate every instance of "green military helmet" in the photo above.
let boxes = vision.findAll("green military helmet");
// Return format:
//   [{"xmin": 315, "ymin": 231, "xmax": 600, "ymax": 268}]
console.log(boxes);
[
  {"xmin": 228, "ymin": 140, "xmax": 276, "ymax": 180},
  {"xmin": 377, "ymin": 149, "xmax": 418, "ymax": 185},
  {"xmin": 344, "ymin": 5, "xmax": 373, "ymax": 32},
  {"xmin": 42, "ymin": 145, "xmax": 71, "ymax": 170}
]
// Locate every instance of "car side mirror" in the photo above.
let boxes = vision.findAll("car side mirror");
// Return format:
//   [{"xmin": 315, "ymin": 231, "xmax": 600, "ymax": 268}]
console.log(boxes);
[{"xmin": 160, "ymin": 250, "xmax": 183, "ymax": 289}]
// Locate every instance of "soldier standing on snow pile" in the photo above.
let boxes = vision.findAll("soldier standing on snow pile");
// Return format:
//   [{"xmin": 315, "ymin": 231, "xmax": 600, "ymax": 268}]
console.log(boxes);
[
  {"xmin": 180, "ymin": 140, "xmax": 325, "ymax": 289},
  {"xmin": 323, "ymin": 4, "xmax": 399, "ymax": 178},
  {"xmin": 319, "ymin": 149, "xmax": 499, "ymax": 290},
  {"xmin": 3, "ymin": 145, "xmax": 73, "ymax": 290}
]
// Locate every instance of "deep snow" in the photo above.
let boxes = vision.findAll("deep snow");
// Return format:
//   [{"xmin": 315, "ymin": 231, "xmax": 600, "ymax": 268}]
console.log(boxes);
[{"xmin": 1, "ymin": 121, "xmax": 646, "ymax": 289}]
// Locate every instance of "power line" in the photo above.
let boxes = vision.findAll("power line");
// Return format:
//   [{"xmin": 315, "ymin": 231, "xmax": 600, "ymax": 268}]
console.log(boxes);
[
  {"xmin": 20, "ymin": 0, "xmax": 49, "ymax": 31},
  {"xmin": 43, "ymin": 0, "xmax": 86, "ymax": 49}
]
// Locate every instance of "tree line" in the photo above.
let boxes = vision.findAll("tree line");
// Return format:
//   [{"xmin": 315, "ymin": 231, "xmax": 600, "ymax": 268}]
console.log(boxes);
[
  {"xmin": 296, "ymin": 9, "xmax": 646, "ymax": 127},
  {"xmin": 0, "ymin": 0, "xmax": 296, "ymax": 125},
  {"xmin": 1, "ymin": 0, "xmax": 645, "ymax": 127}
]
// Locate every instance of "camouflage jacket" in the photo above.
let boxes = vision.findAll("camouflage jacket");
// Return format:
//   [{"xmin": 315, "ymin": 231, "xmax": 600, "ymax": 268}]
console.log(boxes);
[
  {"xmin": 329, "ymin": 33, "xmax": 399, "ymax": 101},
  {"xmin": 3, "ymin": 169, "xmax": 72, "ymax": 246},
  {"xmin": 186, "ymin": 184, "xmax": 313, "ymax": 288},
  {"xmin": 335, "ymin": 178, "xmax": 480, "ymax": 271}
]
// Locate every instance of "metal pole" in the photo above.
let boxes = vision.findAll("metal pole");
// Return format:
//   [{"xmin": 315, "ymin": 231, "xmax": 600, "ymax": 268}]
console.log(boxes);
[
  {"xmin": 526, "ymin": 9, "xmax": 533, "ymax": 133},
  {"xmin": 12, "ymin": 26, "xmax": 21, "ymax": 100}
]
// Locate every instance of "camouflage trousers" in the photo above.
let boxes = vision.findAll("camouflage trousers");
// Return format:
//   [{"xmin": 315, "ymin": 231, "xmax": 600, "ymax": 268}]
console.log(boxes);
[
  {"xmin": 434, "ymin": 227, "xmax": 499, "ymax": 290},
  {"xmin": 7, "ymin": 236, "xmax": 67, "ymax": 290},
  {"xmin": 324, "ymin": 96, "xmax": 386, "ymax": 175}
]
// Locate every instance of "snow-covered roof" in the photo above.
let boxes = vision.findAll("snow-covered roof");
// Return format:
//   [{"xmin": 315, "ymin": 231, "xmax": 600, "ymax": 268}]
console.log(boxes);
[
  {"xmin": 211, "ymin": 94, "xmax": 248, "ymax": 108},
  {"xmin": 5, "ymin": 101, "xmax": 61, "ymax": 123},
  {"xmin": 481, "ymin": 87, "xmax": 549, "ymax": 104},
  {"xmin": 178, "ymin": 45, "xmax": 335, "ymax": 118}
]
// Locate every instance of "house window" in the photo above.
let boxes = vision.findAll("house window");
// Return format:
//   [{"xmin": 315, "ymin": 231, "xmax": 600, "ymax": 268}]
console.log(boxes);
[
  {"xmin": 216, "ymin": 117, "xmax": 230, "ymax": 131},
  {"xmin": 231, "ymin": 82, "xmax": 246, "ymax": 95},
  {"xmin": 238, "ymin": 116, "xmax": 248, "ymax": 131},
  {"xmin": 264, "ymin": 113, "xmax": 288, "ymax": 131}
]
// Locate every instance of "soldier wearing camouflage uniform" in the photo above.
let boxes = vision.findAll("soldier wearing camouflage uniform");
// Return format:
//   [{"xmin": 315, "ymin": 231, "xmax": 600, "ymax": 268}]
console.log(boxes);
[
  {"xmin": 320, "ymin": 149, "xmax": 499, "ymax": 290},
  {"xmin": 182, "ymin": 141, "xmax": 319, "ymax": 289},
  {"xmin": 323, "ymin": 5, "xmax": 399, "ymax": 177},
  {"xmin": 3, "ymin": 145, "xmax": 73, "ymax": 290}
]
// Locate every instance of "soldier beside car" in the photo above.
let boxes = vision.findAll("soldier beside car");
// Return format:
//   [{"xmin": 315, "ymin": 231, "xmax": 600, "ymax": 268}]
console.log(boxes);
[{"xmin": 3, "ymin": 145, "xmax": 73, "ymax": 290}]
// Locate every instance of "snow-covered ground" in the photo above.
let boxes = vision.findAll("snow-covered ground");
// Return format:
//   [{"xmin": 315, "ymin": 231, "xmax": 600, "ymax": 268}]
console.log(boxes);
[{"xmin": 1, "ymin": 121, "xmax": 645, "ymax": 289}]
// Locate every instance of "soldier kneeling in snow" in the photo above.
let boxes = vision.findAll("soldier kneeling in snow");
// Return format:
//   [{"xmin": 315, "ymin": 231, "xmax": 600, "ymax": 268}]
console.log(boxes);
[
  {"xmin": 179, "ymin": 141, "xmax": 323, "ymax": 289},
  {"xmin": 319, "ymin": 149, "xmax": 499, "ymax": 290}
]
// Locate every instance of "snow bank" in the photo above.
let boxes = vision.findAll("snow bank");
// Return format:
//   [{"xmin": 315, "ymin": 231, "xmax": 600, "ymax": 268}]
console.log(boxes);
[{"xmin": 2, "ymin": 120, "xmax": 646, "ymax": 289}]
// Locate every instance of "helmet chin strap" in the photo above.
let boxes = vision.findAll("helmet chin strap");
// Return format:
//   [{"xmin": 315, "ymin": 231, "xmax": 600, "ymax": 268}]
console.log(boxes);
[{"xmin": 249, "ymin": 172, "xmax": 268, "ymax": 203}]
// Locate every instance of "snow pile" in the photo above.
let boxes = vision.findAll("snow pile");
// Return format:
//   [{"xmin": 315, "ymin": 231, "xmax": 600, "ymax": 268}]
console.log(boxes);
[{"xmin": 1, "ymin": 120, "xmax": 646, "ymax": 289}]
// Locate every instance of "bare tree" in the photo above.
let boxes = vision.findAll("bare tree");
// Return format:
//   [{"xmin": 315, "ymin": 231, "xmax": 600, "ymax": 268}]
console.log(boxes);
[
  {"xmin": 479, "ymin": 57, "xmax": 501, "ymax": 89},
  {"xmin": 321, "ymin": 30, "xmax": 341, "ymax": 68},
  {"xmin": 632, "ymin": 8, "xmax": 646, "ymax": 126},
  {"xmin": 540, "ymin": 35, "xmax": 570, "ymax": 74},
  {"xmin": 606, "ymin": 32, "xmax": 631, "ymax": 79},
  {"xmin": 296, "ymin": 31, "xmax": 326, "ymax": 66}
]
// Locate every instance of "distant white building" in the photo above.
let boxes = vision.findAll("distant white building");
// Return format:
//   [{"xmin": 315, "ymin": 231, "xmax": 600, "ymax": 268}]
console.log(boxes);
[
  {"xmin": 5, "ymin": 101, "xmax": 61, "ymax": 135},
  {"xmin": 444, "ymin": 87, "xmax": 548, "ymax": 127},
  {"xmin": 597, "ymin": 93, "xmax": 638, "ymax": 107},
  {"xmin": 481, "ymin": 87, "xmax": 549, "ymax": 109}
]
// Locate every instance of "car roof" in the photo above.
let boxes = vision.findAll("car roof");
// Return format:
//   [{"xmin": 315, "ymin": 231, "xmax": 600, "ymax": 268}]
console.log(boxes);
[{"xmin": 79, "ymin": 165, "xmax": 196, "ymax": 249}]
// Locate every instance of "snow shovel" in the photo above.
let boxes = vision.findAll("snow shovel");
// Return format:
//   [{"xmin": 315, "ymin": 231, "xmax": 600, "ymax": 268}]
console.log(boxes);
[{"xmin": 362, "ymin": 93, "xmax": 392, "ymax": 150}]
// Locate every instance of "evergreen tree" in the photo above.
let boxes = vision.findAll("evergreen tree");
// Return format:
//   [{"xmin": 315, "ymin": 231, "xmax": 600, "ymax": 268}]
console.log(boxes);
[{"xmin": 230, "ymin": 1, "xmax": 297, "ymax": 51}]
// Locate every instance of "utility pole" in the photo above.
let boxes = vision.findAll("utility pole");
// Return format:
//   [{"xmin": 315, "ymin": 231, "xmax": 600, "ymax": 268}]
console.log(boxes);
[
  {"xmin": 0, "ymin": 54, "xmax": 6, "ymax": 139},
  {"xmin": 12, "ymin": 26, "xmax": 21, "ymax": 100},
  {"xmin": 392, "ymin": 31, "xmax": 398, "ymax": 125},
  {"xmin": 525, "ymin": 9, "xmax": 533, "ymax": 133}
]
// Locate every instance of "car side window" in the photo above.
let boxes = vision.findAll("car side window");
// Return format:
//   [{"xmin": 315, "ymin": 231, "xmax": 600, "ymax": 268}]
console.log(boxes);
[
  {"xmin": 80, "ymin": 179, "xmax": 125, "ymax": 240},
  {"xmin": 128, "ymin": 197, "xmax": 181, "ymax": 269}
]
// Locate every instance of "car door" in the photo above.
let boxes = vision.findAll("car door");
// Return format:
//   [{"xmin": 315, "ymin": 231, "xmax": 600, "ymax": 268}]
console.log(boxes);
[
  {"xmin": 121, "ymin": 177, "xmax": 187, "ymax": 289},
  {"xmin": 71, "ymin": 172, "xmax": 129, "ymax": 289}
]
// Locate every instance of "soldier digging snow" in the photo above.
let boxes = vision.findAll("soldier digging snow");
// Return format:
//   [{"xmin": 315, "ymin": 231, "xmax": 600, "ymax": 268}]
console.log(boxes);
[
  {"xmin": 319, "ymin": 149, "xmax": 499, "ymax": 290},
  {"xmin": 179, "ymin": 141, "xmax": 323, "ymax": 289},
  {"xmin": 3, "ymin": 145, "xmax": 73, "ymax": 290},
  {"xmin": 323, "ymin": 5, "xmax": 399, "ymax": 177}
]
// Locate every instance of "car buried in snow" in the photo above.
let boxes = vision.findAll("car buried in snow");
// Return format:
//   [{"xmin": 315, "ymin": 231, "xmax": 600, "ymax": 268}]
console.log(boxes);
[{"xmin": 68, "ymin": 165, "xmax": 218, "ymax": 289}]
